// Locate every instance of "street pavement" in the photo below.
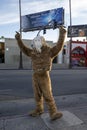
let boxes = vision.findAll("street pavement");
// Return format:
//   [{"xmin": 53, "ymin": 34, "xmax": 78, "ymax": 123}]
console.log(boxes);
[
  {"xmin": 0, "ymin": 66, "xmax": 87, "ymax": 130},
  {"xmin": 0, "ymin": 94, "xmax": 87, "ymax": 130}
]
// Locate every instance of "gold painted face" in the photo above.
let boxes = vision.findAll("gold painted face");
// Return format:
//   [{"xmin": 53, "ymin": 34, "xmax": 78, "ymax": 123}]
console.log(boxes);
[
  {"xmin": 32, "ymin": 35, "xmax": 47, "ymax": 52},
  {"xmin": 40, "ymin": 36, "xmax": 47, "ymax": 47}
]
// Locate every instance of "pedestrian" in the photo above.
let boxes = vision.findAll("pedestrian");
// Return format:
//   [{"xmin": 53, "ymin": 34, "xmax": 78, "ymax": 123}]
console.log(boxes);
[{"xmin": 15, "ymin": 26, "xmax": 66, "ymax": 120}]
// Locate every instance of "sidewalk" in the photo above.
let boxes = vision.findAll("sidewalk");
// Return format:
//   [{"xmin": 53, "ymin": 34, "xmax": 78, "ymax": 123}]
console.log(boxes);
[
  {"xmin": 0, "ymin": 63, "xmax": 68, "ymax": 70},
  {"xmin": 0, "ymin": 94, "xmax": 87, "ymax": 130}
]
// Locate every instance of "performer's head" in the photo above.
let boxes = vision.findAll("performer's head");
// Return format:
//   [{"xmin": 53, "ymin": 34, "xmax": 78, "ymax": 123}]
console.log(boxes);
[{"xmin": 31, "ymin": 35, "xmax": 47, "ymax": 52}]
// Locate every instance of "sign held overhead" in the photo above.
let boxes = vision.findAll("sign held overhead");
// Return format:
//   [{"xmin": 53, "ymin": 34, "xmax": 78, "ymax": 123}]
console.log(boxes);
[{"xmin": 21, "ymin": 7, "xmax": 64, "ymax": 32}]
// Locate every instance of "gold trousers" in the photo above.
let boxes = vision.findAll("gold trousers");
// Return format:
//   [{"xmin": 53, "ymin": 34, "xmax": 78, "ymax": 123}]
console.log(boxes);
[{"xmin": 32, "ymin": 71, "xmax": 58, "ymax": 116}]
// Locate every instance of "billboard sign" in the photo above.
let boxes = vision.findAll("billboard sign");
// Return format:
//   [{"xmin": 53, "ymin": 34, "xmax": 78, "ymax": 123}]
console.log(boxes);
[
  {"xmin": 21, "ymin": 7, "xmax": 64, "ymax": 32},
  {"xmin": 68, "ymin": 25, "xmax": 87, "ymax": 37}
]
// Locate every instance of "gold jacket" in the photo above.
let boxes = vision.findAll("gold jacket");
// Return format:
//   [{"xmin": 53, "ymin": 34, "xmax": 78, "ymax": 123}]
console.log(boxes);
[{"xmin": 15, "ymin": 27, "xmax": 66, "ymax": 72}]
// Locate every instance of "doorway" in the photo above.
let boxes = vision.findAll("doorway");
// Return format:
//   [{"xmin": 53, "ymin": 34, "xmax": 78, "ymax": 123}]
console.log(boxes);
[
  {"xmin": 71, "ymin": 46, "xmax": 86, "ymax": 67},
  {"xmin": 0, "ymin": 42, "xmax": 5, "ymax": 63}
]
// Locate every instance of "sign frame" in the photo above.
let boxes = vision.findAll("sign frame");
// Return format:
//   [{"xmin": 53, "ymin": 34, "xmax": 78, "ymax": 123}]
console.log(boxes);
[
  {"xmin": 68, "ymin": 25, "xmax": 87, "ymax": 37},
  {"xmin": 21, "ymin": 7, "xmax": 64, "ymax": 32}
]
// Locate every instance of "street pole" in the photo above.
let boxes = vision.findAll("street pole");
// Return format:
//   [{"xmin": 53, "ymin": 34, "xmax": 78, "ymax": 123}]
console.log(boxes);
[
  {"xmin": 69, "ymin": 0, "xmax": 72, "ymax": 68},
  {"xmin": 19, "ymin": 0, "xmax": 23, "ymax": 69}
]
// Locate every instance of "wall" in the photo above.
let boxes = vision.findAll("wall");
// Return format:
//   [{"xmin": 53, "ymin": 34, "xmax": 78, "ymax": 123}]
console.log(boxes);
[
  {"xmin": 5, "ymin": 38, "xmax": 32, "ymax": 69},
  {"xmin": 4, "ymin": 38, "xmax": 61, "ymax": 69}
]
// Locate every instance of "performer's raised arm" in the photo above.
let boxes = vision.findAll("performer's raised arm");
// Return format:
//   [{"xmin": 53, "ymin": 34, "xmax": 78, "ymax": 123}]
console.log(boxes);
[
  {"xmin": 15, "ymin": 32, "xmax": 32, "ymax": 57},
  {"xmin": 50, "ymin": 26, "xmax": 67, "ymax": 58}
]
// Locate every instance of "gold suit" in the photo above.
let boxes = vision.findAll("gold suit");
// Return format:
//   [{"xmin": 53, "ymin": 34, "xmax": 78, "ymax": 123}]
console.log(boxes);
[{"xmin": 15, "ymin": 26, "xmax": 66, "ymax": 120}]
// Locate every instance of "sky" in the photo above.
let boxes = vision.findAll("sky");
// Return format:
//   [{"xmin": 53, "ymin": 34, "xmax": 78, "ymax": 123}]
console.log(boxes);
[{"xmin": 0, "ymin": 0, "xmax": 87, "ymax": 42}]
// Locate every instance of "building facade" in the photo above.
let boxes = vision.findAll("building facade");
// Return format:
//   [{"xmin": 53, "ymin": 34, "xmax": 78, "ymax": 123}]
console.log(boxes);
[
  {"xmin": 0, "ymin": 38, "xmax": 65, "ymax": 69},
  {"xmin": 66, "ymin": 40, "xmax": 87, "ymax": 67}
]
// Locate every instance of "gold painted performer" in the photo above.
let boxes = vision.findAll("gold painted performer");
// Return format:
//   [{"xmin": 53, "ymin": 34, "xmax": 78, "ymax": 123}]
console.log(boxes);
[{"xmin": 15, "ymin": 26, "xmax": 66, "ymax": 120}]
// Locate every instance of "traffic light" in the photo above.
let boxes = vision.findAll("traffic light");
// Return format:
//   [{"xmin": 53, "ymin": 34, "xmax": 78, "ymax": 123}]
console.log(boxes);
[
  {"xmin": 43, "ymin": 29, "xmax": 46, "ymax": 34},
  {"xmin": 53, "ymin": 21, "xmax": 57, "ymax": 29},
  {"xmin": 63, "ymin": 49, "xmax": 66, "ymax": 54}
]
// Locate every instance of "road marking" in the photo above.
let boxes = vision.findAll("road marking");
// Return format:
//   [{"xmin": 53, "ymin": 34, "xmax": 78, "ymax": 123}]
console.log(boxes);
[{"xmin": 0, "ymin": 89, "xmax": 12, "ymax": 92}]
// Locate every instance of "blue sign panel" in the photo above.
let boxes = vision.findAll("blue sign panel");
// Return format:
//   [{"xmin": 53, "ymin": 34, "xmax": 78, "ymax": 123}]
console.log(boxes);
[{"xmin": 21, "ymin": 8, "xmax": 64, "ymax": 32}]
